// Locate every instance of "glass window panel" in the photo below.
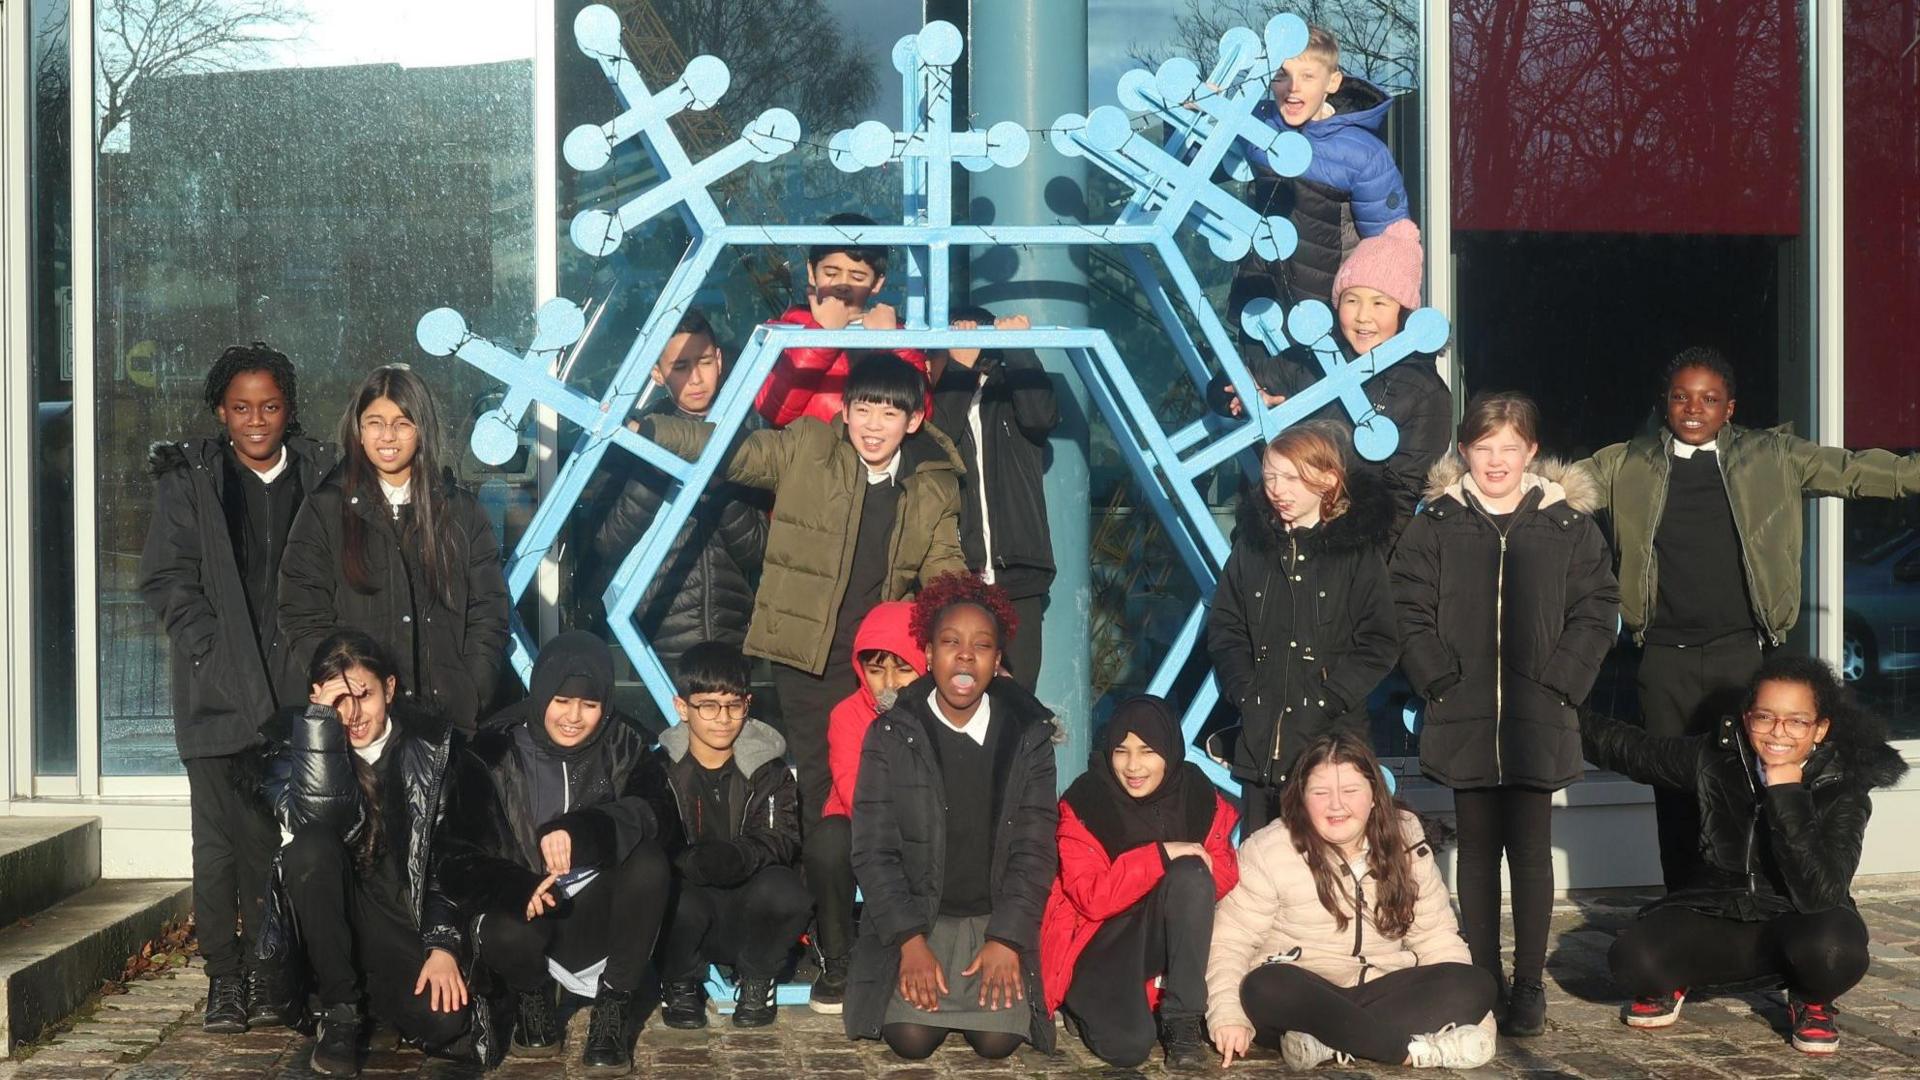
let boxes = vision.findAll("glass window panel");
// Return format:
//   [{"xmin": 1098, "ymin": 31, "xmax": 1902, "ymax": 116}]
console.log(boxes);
[
  {"xmin": 92, "ymin": 0, "xmax": 539, "ymax": 774},
  {"xmin": 1841, "ymin": 1, "xmax": 1920, "ymax": 737}
]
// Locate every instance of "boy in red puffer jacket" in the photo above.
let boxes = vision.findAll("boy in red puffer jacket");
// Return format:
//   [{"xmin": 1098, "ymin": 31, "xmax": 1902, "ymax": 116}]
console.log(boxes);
[
  {"xmin": 802, "ymin": 601, "xmax": 925, "ymax": 1015},
  {"xmin": 755, "ymin": 212, "xmax": 929, "ymax": 428}
]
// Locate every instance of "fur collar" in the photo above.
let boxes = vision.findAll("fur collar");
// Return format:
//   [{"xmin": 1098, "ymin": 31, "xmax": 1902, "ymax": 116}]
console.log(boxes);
[
  {"xmin": 657, "ymin": 718, "xmax": 788, "ymax": 778},
  {"xmin": 1421, "ymin": 454, "xmax": 1600, "ymax": 514},
  {"xmin": 1234, "ymin": 470, "xmax": 1395, "ymax": 556}
]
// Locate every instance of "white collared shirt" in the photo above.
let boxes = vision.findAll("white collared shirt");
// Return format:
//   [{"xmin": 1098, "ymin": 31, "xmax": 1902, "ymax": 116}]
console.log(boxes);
[
  {"xmin": 929, "ymin": 689, "xmax": 993, "ymax": 746},
  {"xmin": 248, "ymin": 445, "xmax": 291, "ymax": 484},
  {"xmin": 866, "ymin": 450, "xmax": 902, "ymax": 486},
  {"xmin": 1670, "ymin": 440, "xmax": 1713, "ymax": 460},
  {"xmin": 380, "ymin": 478, "xmax": 412, "ymax": 512}
]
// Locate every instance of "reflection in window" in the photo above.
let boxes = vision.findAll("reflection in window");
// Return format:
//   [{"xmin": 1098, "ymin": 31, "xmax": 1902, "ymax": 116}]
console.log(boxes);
[
  {"xmin": 1841, "ymin": 0, "xmax": 1920, "ymax": 739},
  {"xmin": 92, "ymin": 0, "xmax": 539, "ymax": 774}
]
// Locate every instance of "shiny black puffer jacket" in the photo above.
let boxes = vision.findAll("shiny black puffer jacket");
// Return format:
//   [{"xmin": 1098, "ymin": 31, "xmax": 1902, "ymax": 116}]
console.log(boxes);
[
  {"xmin": 1582, "ymin": 709, "xmax": 1907, "ymax": 920},
  {"xmin": 260, "ymin": 702, "xmax": 462, "ymax": 953}
]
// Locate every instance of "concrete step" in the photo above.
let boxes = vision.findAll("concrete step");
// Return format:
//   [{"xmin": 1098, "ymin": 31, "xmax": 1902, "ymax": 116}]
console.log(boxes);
[
  {"xmin": 0, "ymin": 818, "xmax": 101, "ymax": 927},
  {"xmin": 0, "ymin": 878, "xmax": 191, "ymax": 1057}
]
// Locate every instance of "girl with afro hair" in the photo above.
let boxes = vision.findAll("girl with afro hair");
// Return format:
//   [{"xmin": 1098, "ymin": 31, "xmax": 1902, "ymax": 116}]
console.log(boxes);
[{"xmin": 842, "ymin": 572, "xmax": 1061, "ymax": 1059}]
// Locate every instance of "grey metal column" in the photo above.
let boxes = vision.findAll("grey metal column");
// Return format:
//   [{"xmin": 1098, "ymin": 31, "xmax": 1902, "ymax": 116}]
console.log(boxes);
[{"xmin": 965, "ymin": 0, "xmax": 1092, "ymax": 786}]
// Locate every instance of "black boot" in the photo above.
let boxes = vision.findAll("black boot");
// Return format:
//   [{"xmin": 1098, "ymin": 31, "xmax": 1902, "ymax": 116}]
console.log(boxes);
[
  {"xmin": 203, "ymin": 973, "xmax": 249, "ymax": 1034},
  {"xmin": 661, "ymin": 978, "xmax": 709, "ymax": 1030},
  {"xmin": 309, "ymin": 1003, "xmax": 364, "ymax": 1077},
  {"xmin": 732, "ymin": 976, "xmax": 778, "ymax": 1028},
  {"xmin": 1502, "ymin": 978, "xmax": 1548, "ymax": 1037},
  {"xmin": 1160, "ymin": 1014, "xmax": 1209, "ymax": 1070},
  {"xmin": 582, "ymin": 986, "xmax": 634, "ymax": 1072},
  {"xmin": 808, "ymin": 955, "xmax": 849, "ymax": 1015},
  {"xmin": 512, "ymin": 985, "xmax": 562, "ymax": 1057},
  {"xmin": 243, "ymin": 964, "xmax": 294, "ymax": 1029}
]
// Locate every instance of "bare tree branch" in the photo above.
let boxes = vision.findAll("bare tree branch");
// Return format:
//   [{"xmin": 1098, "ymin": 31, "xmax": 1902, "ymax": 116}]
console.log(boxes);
[{"xmin": 94, "ymin": 0, "xmax": 308, "ymax": 150}]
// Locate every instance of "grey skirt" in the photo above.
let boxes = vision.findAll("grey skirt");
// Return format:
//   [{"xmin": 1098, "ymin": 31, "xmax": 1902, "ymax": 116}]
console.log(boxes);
[{"xmin": 882, "ymin": 913, "xmax": 1030, "ymax": 1037}]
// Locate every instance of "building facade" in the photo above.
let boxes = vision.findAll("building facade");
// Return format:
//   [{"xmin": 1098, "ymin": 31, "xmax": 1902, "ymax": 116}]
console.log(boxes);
[{"xmin": 2, "ymin": 0, "xmax": 1916, "ymax": 880}]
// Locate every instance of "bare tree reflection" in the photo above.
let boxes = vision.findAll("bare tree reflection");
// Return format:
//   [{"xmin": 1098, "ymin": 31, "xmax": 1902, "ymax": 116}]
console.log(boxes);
[{"xmin": 94, "ymin": 0, "xmax": 307, "ymax": 149}]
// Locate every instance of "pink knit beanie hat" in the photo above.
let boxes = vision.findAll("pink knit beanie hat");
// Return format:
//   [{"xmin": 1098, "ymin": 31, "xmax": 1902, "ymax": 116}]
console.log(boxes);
[{"xmin": 1332, "ymin": 219, "xmax": 1423, "ymax": 310}]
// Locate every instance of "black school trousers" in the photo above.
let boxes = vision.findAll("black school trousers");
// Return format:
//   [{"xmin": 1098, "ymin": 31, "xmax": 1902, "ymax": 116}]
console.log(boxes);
[
  {"xmin": 1608, "ymin": 904, "xmax": 1870, "ymax": 1004},
  {"xmin": 776, "ymin": 660, "xmax": 859, "ymax": 962},
  {"xmin": 1454, "ymin": 785, "xmax": 1554, "ymax": 985},
  {"xmin": 185, "ymin": 754, "xmax": 282, "ymax": 979},
  {"xmin": 472, "ymin": 841, "xmax": 671, "ymax": 994},
  {"xmin": 278, "ymin": 827, "xmax": 467, "ymax": 1050},
  {"xmin": 1061, "ymin": 856, "xmax": 1215, "ymax": 1067},
  {"xmin": 1637, "ymin": 634, "xmax": 1766, "ymax": 890},
  {"xmin": 661, "ymin": 864, "xmax": 815, "ymax": 982}
]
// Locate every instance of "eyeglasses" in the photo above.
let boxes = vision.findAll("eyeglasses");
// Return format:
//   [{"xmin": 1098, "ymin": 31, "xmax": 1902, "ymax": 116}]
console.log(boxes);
[
  {"xmin": 1744, "ymin": 710, "xmax": 1816, "ymax": 738},
  {"xmin": 687, "ymin": 698, "xmax": 749, "ymax": 721}
]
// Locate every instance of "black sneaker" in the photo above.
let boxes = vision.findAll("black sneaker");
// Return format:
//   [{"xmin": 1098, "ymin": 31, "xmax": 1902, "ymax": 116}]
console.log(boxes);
[
  {"xmin": 511, "ymin": 985, "xmax": 562, "ymax": 1057},
  {"xmin": 809, "ymin": 956, "xmax": 848, "ymax": 1015},
  {"xmin": 582, "ymin": 987, "xmax": 634, "ymax": 1072},
  {"xmin": 1501, "ymin": 978, "xmax": 1548, "ymax": 1037},
  {"xmin": 203, "ymin": 974, "xmax": 249, "ymax": 1034},
  {"xmin": 1789, "ymin": 994, "xmax": 1840, "ymax": 1055},
  {"xmin": 309, "ymin": 1003, "xmax": 364, "ymax": 1077},
  {"xmin": 732, "ymin": 976, "xmax": 778, "ymax": 1028},
  {"xmin": 661, "ymin": 978, "xmax": 709, "ymax": 1030},
  {"xmin": 243, "ymin": 965, "xmax": 293, "ymax": 1029},
  {"xmin": 1160, "ymin": 1014, "xmax": 1209, "ymax": 1070}
]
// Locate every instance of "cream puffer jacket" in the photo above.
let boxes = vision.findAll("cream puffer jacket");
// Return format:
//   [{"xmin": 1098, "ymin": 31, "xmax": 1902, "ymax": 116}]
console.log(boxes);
[{"xmin": 1205, "ymin": 809, "xmax": 1471, "ymax": 1033}]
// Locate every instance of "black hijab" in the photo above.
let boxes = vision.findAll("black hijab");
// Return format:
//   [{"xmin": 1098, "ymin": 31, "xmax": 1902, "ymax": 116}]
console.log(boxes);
[
  {"xmin": 1061, "ymin": 695, "xmax": 1217, "ymax": 860},
  {"xmin": 507, "ymin": 631, "xmax": 619, "ymax": 834}
]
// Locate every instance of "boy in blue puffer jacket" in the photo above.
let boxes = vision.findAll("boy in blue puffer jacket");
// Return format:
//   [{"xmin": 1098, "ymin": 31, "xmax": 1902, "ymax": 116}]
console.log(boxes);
[{"xmin": 1227, "ymin": 24, "xmax": 1412, "ymax": 320}]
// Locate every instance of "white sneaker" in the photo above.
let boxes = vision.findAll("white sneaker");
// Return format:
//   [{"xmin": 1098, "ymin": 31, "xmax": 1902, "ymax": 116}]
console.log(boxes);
[
  {"xmin": 1407, "ymin": 1021, "xmax": 1497, "ymax": 1069},
  {"xmin": 1281, "ymin": 1029, "xmax": 1353, "ymax": 1069}
]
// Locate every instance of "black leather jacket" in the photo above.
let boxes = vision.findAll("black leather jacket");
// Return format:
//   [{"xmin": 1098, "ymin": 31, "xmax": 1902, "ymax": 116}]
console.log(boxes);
[
  {"xmin": 261, "ymin": 702, "xmax": 462, "ymax": 953},
  {"xmin": 1582, "ymin": 709, "xmax": 1908, "ymax": 921}
]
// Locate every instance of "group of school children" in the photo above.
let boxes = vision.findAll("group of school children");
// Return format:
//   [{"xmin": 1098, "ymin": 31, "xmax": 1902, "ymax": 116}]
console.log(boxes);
[{"xmin": 136, "ymin": 23, "xmax": 1920, "ymax": 1077}]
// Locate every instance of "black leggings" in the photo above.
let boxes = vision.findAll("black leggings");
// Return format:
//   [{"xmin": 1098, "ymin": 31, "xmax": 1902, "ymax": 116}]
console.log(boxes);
[
  {"xmin": 881, "ymin": 1024, "xmax": 1023, "ymax": 1060},
  {"xmin": 1608, "ymin": 905, "xmax": 1870, "ymax": 1003},
  {"xmin": 472, "ymin": 841, "xmax": 671, "ymax": 994},
  {"xmin": 1240, "ymin": 962, "xmax": 1497, "ymax": 1064},
  {"xmin": 1454, "ymin": 785, "xmax": 1554, "ymax": 984}
]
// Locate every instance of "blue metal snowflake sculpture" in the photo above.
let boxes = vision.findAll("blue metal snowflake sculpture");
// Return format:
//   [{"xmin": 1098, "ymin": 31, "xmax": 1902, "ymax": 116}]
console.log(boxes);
[{"xmin": 417, "ymin": 5, "xmax": 1449, "ymax": 795}]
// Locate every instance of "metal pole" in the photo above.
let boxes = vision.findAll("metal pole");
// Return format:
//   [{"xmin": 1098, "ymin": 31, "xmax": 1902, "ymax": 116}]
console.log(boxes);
[{"xmin": 965, "ymin": 0, "xmax": 1092, "ymax": 787}]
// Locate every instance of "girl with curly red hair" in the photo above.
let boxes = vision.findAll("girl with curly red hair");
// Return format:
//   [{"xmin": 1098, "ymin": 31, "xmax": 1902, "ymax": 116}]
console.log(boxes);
[{"xmin": 842, "ymin": 573, "xmax": 1060, "ymax": 1060}]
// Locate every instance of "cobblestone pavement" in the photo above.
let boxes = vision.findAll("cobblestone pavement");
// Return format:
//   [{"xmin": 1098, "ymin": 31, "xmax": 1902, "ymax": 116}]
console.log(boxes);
[{"xmin": 9, "ymin": 881, "xmax": 1920, "ymax": 1079}]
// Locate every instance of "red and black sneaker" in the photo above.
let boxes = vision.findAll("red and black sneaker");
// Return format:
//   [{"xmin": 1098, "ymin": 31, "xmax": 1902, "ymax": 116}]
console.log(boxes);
[
  {"xmin": 1623, "ymin": 989, "xmax": 1686, "ymax": 1028},
  {"xmin": 1789, "ymin": 996, "xmax": 1840, "ymax": 1054}
]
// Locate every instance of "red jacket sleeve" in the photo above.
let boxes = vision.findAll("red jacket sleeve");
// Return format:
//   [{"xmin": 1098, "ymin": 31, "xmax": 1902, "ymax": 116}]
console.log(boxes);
[
  {"xmin": 824, "ymin": 695, "xmax": 869, "ymax": 819},
  {"xmin": 1204, "ymin": 795, "xmax": 1241, "ymax": 898},
  {"xmin": 755, "ymin": 344, "xmax": 845, "ymax": 429},
  {"xmin": 1055, "ymin": 802, "xmax": 1168, "ymax": 921}
]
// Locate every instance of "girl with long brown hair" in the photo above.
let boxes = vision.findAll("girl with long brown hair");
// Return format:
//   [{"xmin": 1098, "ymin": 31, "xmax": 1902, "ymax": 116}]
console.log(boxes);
[
  {"xmin": 1206, "ymin": 425, "xmax": 1399, "ymax": 833},
  {"xmin": 277, "ymin": 365, "xmax": 511, "ymax": 734},
  {"xmin": 1205, "ymin": 733, "xmax": 1496, "ymax": 1070}
]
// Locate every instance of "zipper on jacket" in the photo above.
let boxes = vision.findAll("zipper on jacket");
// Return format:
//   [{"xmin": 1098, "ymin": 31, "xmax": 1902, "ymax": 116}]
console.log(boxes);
[
  {"xmin": 1265, "ymin": 536, "xmax": 1298, "ymax": 784},
  {"xmin": 1345, "ymin": 860, "xmax": 1371, "ymax": 983},
  {"xmin": 1466, "ymin": 498, "xmax": 1517, "ymax": 785},
  {"xmin": 1732, "ymin": 728, "xmax": 1761, "ymax": 894},
  {"xmin": 1640, "ymin": 452, "xmax": 1669, "ymax": 646}
]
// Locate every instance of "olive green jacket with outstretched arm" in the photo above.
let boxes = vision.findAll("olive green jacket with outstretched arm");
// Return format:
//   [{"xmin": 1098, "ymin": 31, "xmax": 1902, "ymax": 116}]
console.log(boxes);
[{"xmin": 1579, "ymin": 423, "xmax": 1920, "ymax": 646}]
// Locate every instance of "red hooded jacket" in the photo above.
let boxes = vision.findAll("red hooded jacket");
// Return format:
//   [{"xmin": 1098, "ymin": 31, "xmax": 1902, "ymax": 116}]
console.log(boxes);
[
  {"xmin": 1038, "ymin": 793, "xmax": 1240, "ymax": 1015},
  {"xmin": 753, "ymin": 305, "xmax": 930, "ymax": 429},
  {"xmin": 823, "ymin": 601, "xmax": 926, "ymax": 819}
]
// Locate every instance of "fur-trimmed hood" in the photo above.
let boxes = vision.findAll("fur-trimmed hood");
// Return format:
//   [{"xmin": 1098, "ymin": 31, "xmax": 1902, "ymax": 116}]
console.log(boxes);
[
  {"xmin": 1421, "ymin": 454, "xmax": 1600, "ymax": 515},
  {"xmin": 1234, "ymin": 469, "xmax": 1396, "ymax": 556},
  {"xmin": 656, "ymin": 717, "xmax": 788, "ymax": 778},
  {"xmin": 1715, "ymin": 713, "xmax": 1910, "ymax": 792}
]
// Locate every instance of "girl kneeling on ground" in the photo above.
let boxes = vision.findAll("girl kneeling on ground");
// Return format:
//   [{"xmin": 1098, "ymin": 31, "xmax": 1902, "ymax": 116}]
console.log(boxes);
[
  {"xmin": 264, "ymin": 629, "xmax": 477, "ymax": 1077},
  {"xmin": 1581, "ymin": 654, "xmax": 1904, "ymax": 1055},
  {"xmin": 1041, "ymin": 695, "xmax": 1240, "ymax": 1068},
  {"xmin": 1206, "ymin": 733, "xmax": 1497, "ymax": 1070},
  {"xmin": 845, "ymin": 572, "xmax": 1059, "ymax": 1060}
]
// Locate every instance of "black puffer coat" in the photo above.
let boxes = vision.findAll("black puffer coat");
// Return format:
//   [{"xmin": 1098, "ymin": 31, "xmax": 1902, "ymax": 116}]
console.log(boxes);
[
  {"xmin": 277, "ymin": 474, "xmax": 511, "ymax": 734},
  {"xmin": 927, "ymin": 349, "xmax": 1060, "ymax": 601},
  {"xmin": 1205, "ymin": 473, "xmax": 1400, "ymax": 786},
  {"xmin": 655, "ymin": 719, "xmax": 800, "ymax": 886},
  {"xmin": 1582, "ymin": 708, "xmax": 1908, "ymax": 920},
  {"xmin": 436, "ymin": 632, "xmax": 672, "ymax": 916},
  {"xmin": 260, "ymin": 701, "xmax": 462, "ymax": 954},
  {"xmin": 581, "ymin": 396, "xmax": 767, "ymax": 667},
  {"xmin": 1390, "ymin": 457, "xmax": 1621, "ymax": 791},
  {"xmin": 1205, "ymin": 350, "xmax": 1450, "ymax": 551},
  {"xmin": 845, "ymin": 675, "xmax": 1058, "ymax": 1051},
  {"xmin": 139, "ymin": 435, "xmax": 339, "ymax": 759}
]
